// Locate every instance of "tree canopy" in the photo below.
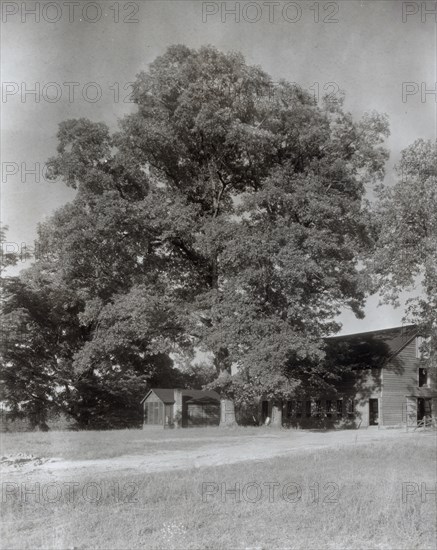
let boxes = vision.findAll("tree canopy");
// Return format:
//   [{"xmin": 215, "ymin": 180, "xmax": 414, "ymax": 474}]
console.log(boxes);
[
  {"xmin": 373, "ymin": 139, "xmax": 436, "ymax": 366},
  {"xmin": 1, "ymin": 45, "xmax": 391, "ymax": 428}
]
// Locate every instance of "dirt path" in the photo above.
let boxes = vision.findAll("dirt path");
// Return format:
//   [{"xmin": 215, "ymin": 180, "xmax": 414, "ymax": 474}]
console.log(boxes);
[{"xmin": 2, "ymin": 428, "xmax": 433, "ymax": 482}]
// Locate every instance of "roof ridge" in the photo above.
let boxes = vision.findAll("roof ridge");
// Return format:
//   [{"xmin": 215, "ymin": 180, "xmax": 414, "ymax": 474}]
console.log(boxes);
[{"xmin": 326, "ymin": 324, "xmax": 417, "ymax": 339}]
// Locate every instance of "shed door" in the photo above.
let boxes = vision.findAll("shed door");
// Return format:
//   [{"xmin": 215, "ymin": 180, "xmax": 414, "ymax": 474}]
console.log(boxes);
[
  {"xmin": 165, "ymin": 404, "xmax": 173, "ymax": 425},
  {"xmin": 146, "ymin": 401, "xmax": 164, "ymax": 425}
]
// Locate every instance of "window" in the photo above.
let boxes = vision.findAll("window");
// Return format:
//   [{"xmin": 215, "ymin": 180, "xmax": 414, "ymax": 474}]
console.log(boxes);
[
  {"xmin": 336, "ymin": 400, "xmax": 343, "ymax": 418},
  {"xmin": 347, "ymin": 399, "xmax": 355, "ymax": 417},
  {"xmin": 326, "ymin": 400, "xmax": 332, "ymax": 417},
  {"xmin": 286, "ymin": 400, "xmax": 294, "ymax": 417},
  {"xmin": 305, "ymin": 400, "xmax": 312, "ymax": 417},
  {"xmin": 416, "ymin": 336, "xmax": 431, "ymax": 359},
  {"xmin": 315, "ymin": 400, "xmax": 322, "ymax": 417},
  {"xmin": 418, "ymin": 368, "xmax": 428, "ymax": 388}
]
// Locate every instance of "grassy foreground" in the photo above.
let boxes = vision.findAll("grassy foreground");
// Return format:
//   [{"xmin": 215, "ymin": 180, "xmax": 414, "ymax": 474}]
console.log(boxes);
[
  {"xmin": 0, "ymin": 426, "xmax": 267, "ymax": 460},
  {"xmin": 1, "ymin": 436, "xmax": 436, "ymax": 549}
]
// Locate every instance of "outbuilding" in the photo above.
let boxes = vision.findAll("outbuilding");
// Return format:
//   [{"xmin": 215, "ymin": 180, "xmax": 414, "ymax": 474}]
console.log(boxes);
[{"xmin": 140, "ymin": 388, "xmax": 220, "ymax": 428}]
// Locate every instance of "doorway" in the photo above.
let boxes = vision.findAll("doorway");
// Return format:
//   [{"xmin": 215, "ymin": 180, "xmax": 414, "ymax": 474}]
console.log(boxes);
[
  {"xmin": 417, "ymin": 398, "xmax": 432, "ymax": 423},
  {"xmin": 261, "ymin": 400, "xmax": 269, "ymax": 424},
  {"xmin": 369, "ymin": 399, "xmax": 379, "ymax": 426}
]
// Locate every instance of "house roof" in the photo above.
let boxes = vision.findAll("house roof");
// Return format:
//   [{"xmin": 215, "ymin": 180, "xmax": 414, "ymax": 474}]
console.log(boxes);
[
  {"xmin": 325, "ymin": 325, "xmax": 418, "ymax": 368},
  {"xmin": 141, "ymin": 388, "xmax": 220, "ymax": 404}
]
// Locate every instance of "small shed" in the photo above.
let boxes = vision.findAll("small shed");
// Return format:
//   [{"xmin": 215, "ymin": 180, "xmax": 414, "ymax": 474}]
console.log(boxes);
[{"xmin": 140, "ymin": 388, "xmax": 220, "ymax": 428}]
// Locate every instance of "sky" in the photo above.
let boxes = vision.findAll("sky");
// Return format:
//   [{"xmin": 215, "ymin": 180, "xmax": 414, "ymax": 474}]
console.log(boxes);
[{"xmin": 1, "ymin": 0, "xmax": 436, "ymax": 335}]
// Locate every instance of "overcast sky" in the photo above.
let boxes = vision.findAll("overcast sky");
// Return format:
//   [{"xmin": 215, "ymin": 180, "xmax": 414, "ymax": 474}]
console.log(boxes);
[{"xmin": 1, "ymin": 0, "xmax": 435, "ymax": 334}]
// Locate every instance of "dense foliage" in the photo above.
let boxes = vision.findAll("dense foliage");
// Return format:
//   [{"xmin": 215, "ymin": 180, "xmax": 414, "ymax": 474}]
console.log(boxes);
[
  {"xmin": 373, "ymin": 139, "xmax": 436, "ymax": 367},
  {"xmin": 1, "ymin": 45, "xmax": 396, "ymax": 428}
]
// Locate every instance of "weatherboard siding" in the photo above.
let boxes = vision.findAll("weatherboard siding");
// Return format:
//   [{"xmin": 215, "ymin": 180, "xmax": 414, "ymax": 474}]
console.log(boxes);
[
  {"xmin": 382, "ymin": 337, "xmax": 419, "ymax": 426},
  {"xmin": 146, "ymin": 391, "xmax": 165, "ymax": 403}
]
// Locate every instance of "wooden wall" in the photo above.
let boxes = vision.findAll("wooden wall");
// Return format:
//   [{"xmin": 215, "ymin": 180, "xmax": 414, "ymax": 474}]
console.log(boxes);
[
  {"xmin": 282, "ymin": 367, "xmax": 382, "ymax": 429},
  {"xmin": 381, "ymin": 337, "xmax": 419, "ymax": 426},
  {"xmin": 143, "ymin": 392, "xmax": 166, "ymax": 425},
  {"xmin": 283, "ymin": 336, "xmax": 436, "ymax": 429}
]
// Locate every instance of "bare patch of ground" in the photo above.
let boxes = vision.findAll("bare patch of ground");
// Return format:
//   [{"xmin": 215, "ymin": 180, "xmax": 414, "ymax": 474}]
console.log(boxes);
[{"xmin": 0, "ymin": 453, "xmax": 52, "ymax": 469}]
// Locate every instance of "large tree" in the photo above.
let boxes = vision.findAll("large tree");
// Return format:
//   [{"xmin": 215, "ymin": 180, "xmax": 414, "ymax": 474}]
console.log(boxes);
[
  {"xmin": 373, "ymin": 139, "xmax": 436, "ymax": 367},
  {"xmin": 0, "ymin": 222, "xmax": 186, "ymax": 429},
  {"xmin": 0, "ymin": 261, "xmax": 187, "ymax": 429},
  {"xmin": 113, "ymin": 45, "xmax": 389, "ymax": 425},
  {"xmin": 2, "ymin": 45, "xmax": 390, "ymax": 427},
  {"xmin": 1, "ymin": 226, "xmax": 72, "ymax": 429}
]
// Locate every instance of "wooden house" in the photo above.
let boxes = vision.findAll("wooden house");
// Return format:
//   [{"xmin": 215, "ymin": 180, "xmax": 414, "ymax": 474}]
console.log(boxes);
[
  {"xmin": 268, "ymin": 325, "xmax": 436, "ymax": 429},
  {"xmin": 141, "ymin": 388, "xmax": 220, "ymax": 428}
]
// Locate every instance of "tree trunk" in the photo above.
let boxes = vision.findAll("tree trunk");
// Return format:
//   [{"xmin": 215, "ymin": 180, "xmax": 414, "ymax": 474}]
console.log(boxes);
[
  {"xmin": 215, "ymin": 348, "xmax": 237, "ymax": 427},
  {"xmin": 270, "ymin": 401, "xmax": 283, "ymax": 428},
  {"xmin": 220, "ymin": 398, "xmax": 237, "ymax": 427}
]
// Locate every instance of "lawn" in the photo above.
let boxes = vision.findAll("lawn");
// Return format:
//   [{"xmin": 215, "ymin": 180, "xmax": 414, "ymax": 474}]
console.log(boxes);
[
  {"xmin": 1, "ymin": 433, "xmax": 435, "ymax": 549},
  {"xmin": 0, "ymin": 426, "xmax": 266, "ymax": 460}
]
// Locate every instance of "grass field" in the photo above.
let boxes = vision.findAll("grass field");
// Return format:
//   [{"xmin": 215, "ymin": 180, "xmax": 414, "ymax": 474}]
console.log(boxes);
[
  {"xmin": 1, "ymin": 426, "xmax": 266, "ymax": 460},
  {"xmin": 1, "ymin": 429, "xmax": 436, "ymax": 549}
]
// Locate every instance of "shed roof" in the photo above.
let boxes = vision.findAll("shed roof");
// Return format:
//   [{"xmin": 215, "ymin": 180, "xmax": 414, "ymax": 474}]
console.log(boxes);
[
  {"xmin": 180, "ymin": 389, "xmax": 220, "ymax": 401},
  {"xmin": 141, "ymin": 388, "xmax": 175, "ymax": 404}
]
